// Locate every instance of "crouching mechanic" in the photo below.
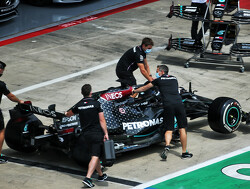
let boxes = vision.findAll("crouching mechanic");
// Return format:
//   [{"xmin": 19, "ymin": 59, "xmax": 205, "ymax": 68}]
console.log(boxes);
[
  {"xmin": 116, "ymin": 37, "xmax": 154, "ymax": 87},
  {"xmin": 65, "ymin": 84, "xmax": 109, "ymax": 188},
  {"xmin": 133, "ymin": 65, "xmax": 193, "ymax": 160},
  {"xmin": 0, "ymin": 61, "xmax": 24, "ymax": 164}
]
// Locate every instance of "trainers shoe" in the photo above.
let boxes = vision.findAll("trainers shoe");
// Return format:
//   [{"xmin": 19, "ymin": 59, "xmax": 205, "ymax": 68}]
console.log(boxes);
[
  {"xmin": 82, "ymin": 177, "xmax": 94, "ymax": 188},
  {"xmin": 181, "ymin": 152, "xmax": 193, "ymax": 159},
  {"xmin": 0, "ymin": 154, "xmax": 8, "ymax": 164},
  {"xmin": 160, "ymin": 146, "xmax": 170, "ymax": 160},
  {"xmin": 98, "ymin": 173, "xmax": 108, "ymax": 181},
  {"xmin": 0, "ymin": 158, "xmax": 8, "ymax": 164}
]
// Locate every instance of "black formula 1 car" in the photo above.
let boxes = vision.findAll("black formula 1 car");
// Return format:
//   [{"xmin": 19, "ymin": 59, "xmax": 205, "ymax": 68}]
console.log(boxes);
[{"xmin": 4, "ymin": 83, "xmax": 250, "ymax": 165}]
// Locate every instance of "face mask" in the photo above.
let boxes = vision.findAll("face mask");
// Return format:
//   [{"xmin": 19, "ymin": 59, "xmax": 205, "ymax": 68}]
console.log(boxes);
[
  {"xmin": 155, "ymin": 72, "xmax": 160, "ymax": 78},
  {"xmin": 145, "ymin": 49, "xmax": 152, "ymax": 54}
]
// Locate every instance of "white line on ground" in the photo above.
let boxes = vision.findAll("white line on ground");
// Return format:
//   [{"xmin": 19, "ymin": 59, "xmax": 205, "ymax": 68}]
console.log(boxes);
[
  {"xmin": 3, "ymin": 44, "xmax": 168, "ymax": 100},
  {"xmin": 3, "ymin": 59, "xmax": 119, "ymax": 99},
  {"xmin": 133, "ymin": 146, "xmax": 250, "ymax": 189}
]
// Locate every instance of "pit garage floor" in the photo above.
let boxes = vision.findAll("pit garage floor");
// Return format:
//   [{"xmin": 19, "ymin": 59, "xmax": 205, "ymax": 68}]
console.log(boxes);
[{"xmin": 1, "ymin": 0, "xmax": 250, "ymax": 189}]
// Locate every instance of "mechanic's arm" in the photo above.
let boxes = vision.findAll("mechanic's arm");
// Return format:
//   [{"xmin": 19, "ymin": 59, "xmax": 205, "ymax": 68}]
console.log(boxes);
[
  {"xmin": 138, "ymin": 63, "xmax": 153, "ymax": 82},
  {"xmin": 99, "ymin": 112, "xmax": 109, "ymax": 141},
  {"xmin": 6, "ymin": 93, "xmax": 24, "ymax": 103},
  {"xmin": 144, "ymin": 59, "xmax": 152, "ymax": 77},
  {"xmin": 65, "ymin": 110, "xmax": 74, "ymax": 117},
  {"xmin": 133, "ymin": 82, "xmax": 154, "ymax": 93}
]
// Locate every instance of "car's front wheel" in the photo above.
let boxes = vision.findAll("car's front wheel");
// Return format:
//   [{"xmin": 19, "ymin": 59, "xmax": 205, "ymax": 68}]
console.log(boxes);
[{"xmin": 208, "ymin": 97, "xmax": 242, "ymax": 134}]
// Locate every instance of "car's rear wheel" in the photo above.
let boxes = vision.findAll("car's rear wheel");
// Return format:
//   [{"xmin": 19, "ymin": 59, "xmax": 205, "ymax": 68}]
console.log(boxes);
[
  {"xmin": 5, "ymin": 115, "xmax": 44, "ymax": 153},
  {"xmin": 208, "ymin": 97, "xmax": 242, "ymax": 134}
]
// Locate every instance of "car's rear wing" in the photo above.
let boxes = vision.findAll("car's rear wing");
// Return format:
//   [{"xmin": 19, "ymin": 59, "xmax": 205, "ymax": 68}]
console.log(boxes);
[{"xmin": 18, "ymin": 102, "xmax": 65, "ymax": 120}]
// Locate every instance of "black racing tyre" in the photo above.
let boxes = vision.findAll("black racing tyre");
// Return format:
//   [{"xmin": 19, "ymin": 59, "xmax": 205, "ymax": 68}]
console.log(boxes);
[
  {"xmin": 208, "ymin": 97, "xmax": 242, "ymax": 134},
  {"xmin": 71, "ymin": 134, "xmax": 91, "ymax": 167},
  {"xmin": 5, "ymin": 115, "xmax": 44, "ymax": 153}
]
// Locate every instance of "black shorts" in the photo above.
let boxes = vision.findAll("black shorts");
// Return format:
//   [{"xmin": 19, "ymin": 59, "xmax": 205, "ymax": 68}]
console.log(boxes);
[
  {"xmin": 0, "ymin": 109, "xmax": 4, "ymax": 131},
  {"xmin": 116, "ymin": 69, "xmax": 136, "ymax": 87},
  {"xmin": 83, "ymin": 132, "xmax": 103, "ymax": 157},
  {"xmin": 163, "ymin": 103, "xmax": 188, "ymax": 131}
]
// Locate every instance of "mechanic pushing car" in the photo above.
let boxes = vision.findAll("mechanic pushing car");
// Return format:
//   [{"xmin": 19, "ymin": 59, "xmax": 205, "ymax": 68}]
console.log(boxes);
[
  {"xmin": 0, "ymin": 61, "xmax": 24, "ymax": 164},
  {"xmin": 133, "ymin": 65, "xmax": 193, "ymax": 161},
  {"xmin": 116, "ymin": 37, "xmax": 154, "ymax": 87},
  {"xmin": 65, "ymin": 84, "xmax": 109, "ymax": 188}
]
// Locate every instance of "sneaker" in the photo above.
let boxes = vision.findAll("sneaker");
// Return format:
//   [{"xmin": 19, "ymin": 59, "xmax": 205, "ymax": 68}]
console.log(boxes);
[
  {"xmin": 181, "ymin": 152, "xmax": 193, "ymax": 159},
  {"xmin": 82, "ymin": 177, "xmax": 94, "ymax": 188},
  {"xmin": 0, "ymin": 158, "xmax": 8, "ymax": 164},
  {"xmin": 98, "ymin": 173, "xmax": 108, "ymax": 181},
  {"xmin": 160, "ymin": 146, "xmax": 170, "ymax": 160},
  {"xmin": 0, "ymin": 155, "xmax": 8, "ymax": 164}
]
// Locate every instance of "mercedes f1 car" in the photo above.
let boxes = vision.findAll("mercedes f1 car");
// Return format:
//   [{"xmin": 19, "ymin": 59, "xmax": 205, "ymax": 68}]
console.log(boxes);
[
  {"xmin": 166, "ymin": 0, "xmax": 250, "ymax": 72},
  {"xmin": 4, "ymin": 83, "xmax": 250, "ymax": 165}
]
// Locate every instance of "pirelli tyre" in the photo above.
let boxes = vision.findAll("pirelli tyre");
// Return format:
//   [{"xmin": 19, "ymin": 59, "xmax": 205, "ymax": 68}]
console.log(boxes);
[
  {"xmin": 5, "ymin": 115, "xmax": 44, "ymax": 153},
  {"xmin": 208, "ymin": 97, "xmax": 242, "ymax": 134}
]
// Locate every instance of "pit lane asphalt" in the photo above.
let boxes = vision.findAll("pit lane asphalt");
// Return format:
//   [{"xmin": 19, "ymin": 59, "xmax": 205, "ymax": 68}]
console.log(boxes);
[{"xmin": 1, "ymin": 0, "xmax": 250, "ymax": 189}]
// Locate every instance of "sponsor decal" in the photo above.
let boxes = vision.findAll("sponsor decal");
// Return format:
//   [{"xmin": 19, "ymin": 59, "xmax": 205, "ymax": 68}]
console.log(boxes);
[
  {"xmin": 62, "ymin": 115, "xmax": 78, "ymax": 123},
  {"xmin": 243, "ymin": 12, "xmax": 250, "ymax": 17},
  {"xmin": 185, "ymin": 7, "xmax": 197, "ymax": 12},
  {"xmin": 78, "ymin": 105, "xmax": 94, "ymax": 110},
  {"xmin": 217, "ymin": 4, "xmax": 225, "ymax": 7},
  {"xmin": 123, "ymin": 117, "xmax": 163, "ymax": 130},
  {"xmin": 100, "ymin": 87, "xmax": 133, "ymax": 101},
  {"xmin": 222, "ymin": 102, "xmax": 241, "ymax": 132},
  {"xmin": 119, "ymin": 108, "xmax": 126, "ymax": 114},
  {"xmin": 28, "ymin": 106, "xmax": 57, "ymax": 118},
  {"xmin": 217, "ymin": 30, "xmax": 225, "ymax": 35},
  {"xmin": 140, "ymin": 55, "xmax": 143, "ymax": 61},
  {"xmin": 104, "ymin": 92, "xmax": 123, "ymax": 101},
  {"xmin": 60, "ymin": 115, "xmax": 79, "ymax": 129}
]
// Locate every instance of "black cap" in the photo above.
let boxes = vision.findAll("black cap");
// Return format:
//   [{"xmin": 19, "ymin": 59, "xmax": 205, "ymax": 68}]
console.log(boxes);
[{"xmin": 0, "ymin": 61, "xmax": 6, "ymax": 69}]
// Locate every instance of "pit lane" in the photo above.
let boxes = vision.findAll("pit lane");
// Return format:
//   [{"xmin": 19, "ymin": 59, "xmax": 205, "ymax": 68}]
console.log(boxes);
[
  {"xmin": 1, "ymin": 0, "xmax": 250, "ymax": 189},
  {"xmin": 6, "ymin": 155, "xmax": 141, "ymax": 187}
]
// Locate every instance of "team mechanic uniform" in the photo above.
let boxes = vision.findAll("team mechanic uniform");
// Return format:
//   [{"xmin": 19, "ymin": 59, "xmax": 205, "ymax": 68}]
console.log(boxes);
[
  {"xmin": 71, "ymin": 97, "xmax": 104, "ymax": 157},
  {"xmin": 0, "ymin": 81, "xmax": 10, "ymax": 131},
  {"xmin": 116, "ymin": 45, "xmax": 146, "ymax": 86},
  {"xmin": 151, "ymin": 74, "xmax": 187, "ymax": 131}
]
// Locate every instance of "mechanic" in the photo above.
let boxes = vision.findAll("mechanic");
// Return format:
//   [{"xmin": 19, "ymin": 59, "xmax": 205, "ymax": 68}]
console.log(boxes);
[
  {"xmin": 0, "ymin": 61, "xmax": 24, "ymax": 164},
  {"xmin": 65, "ymin": 84, "xmax": 109, "ymax": 188},
  {"xmin": 116, "ymin": 37, "xmax": 154, "ymax": 87},
  {"xmin": 133, "ymin": 65, "xmax": 193, "ymax": 160},
  {"xmin": 191, "ymin": 0, "xmax": 210, "ymax": 44}
]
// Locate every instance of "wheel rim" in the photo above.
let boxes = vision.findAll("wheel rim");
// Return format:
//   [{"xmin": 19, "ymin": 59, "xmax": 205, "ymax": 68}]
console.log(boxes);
[{"xmin": 226, "ymin": 107, "xmax": 240, "ymax": 127}]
